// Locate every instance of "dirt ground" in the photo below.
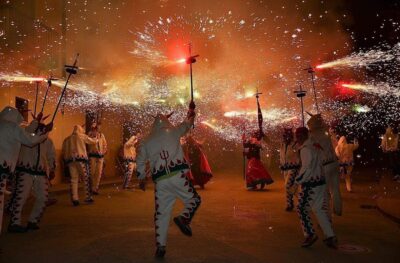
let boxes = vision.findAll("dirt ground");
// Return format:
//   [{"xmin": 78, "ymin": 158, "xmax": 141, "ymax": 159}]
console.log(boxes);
[{"xmin": 1, "ymin": 168, "xmax": 399, "ymax": 263}]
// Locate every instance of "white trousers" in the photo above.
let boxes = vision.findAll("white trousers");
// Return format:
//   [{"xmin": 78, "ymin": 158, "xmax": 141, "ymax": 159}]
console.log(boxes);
[
  {"xmin": 339, "ymin": 165, "xmax": 354, "ymax": 192},
  {"xmin": 10, "ymin": 173, "xmax": 48, "ymax": 225},
  {"xmin": 283, "ymin": 169, "xmax": 298, "ymax": 208},
  {"xmin": 90, "ymin": 157, "xmax": 104, "ymax": 192},
  {"xmin": 154, "ymin": 171, "xmax": 201, "ymax": 247},
  {"xmin": 123, "ymin": 161, "xmax": 136, "ymax": 188},
  {"xmin": 297, "ymin": 182, "xmax": 335, "ymax": 238},
  {"xmin": 324, "ymin": 163, "xmax": 343, "ymax": 216},
  {"xmin": 68, "ymin": 161, "xmax": 92, "ymax": 201}
]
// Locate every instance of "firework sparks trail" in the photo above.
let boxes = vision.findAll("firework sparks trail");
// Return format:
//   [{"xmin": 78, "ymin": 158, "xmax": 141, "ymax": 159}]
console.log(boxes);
[
  {"xmin": 316, "ymin": 42, "xmax": 400, "ymax": 69},
  {"xmin": 342, "ymin": 83, "xmax": 400, "ymax": 97}
]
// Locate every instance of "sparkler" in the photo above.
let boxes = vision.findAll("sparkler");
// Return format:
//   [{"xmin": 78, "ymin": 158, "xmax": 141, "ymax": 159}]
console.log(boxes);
[
  {"xmin": 304, "ymin": 66, "xmax": 319, "ymax": 113},
  {"xmin": 40, "ymin": 77, "xmax": 59, "ymax": 113},
  {"xmin": 51, "ymin": 53, "xmax": 79, "ymax": 123},
  {"xmin": 294, "ymin": 84, "xmax": 307, "ymax": 127}
]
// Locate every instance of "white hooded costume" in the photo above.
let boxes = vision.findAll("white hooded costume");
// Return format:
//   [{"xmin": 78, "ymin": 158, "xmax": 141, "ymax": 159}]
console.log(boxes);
[
  {"xmin": 296, "ymin": 137, "xmax": 335, "ymax": 240},
  {"xmin": 335, "ymin": 136, "xmax": 359, "ymax": 192},
  {"xmin": 136, "ymin": 113, "xmax": 201, "ymax": 249},
  {"xmin": 62, "ymin": 125, "xmax": 97, "ymax": 203},
  {"xmin": 307, "ymin": 114, "xmax": 342, "ymax": 216},
  {"xmin": 122, "ymin": 135, "xmax": 138, "ymax": 188},
  {"xmin": 279, "ymin": 139, "xmax": 300, "ymax": 210},
  {"xmin": 10, "ymin": 121, "xmax": 56, "ymax": 226},
  {"xmin": 0, "ymin": 106, "xmax": 47, "ymax": 232},
  {"xmin": 87, "ymin": 129, "xmax": 107, "ymax": 192}
]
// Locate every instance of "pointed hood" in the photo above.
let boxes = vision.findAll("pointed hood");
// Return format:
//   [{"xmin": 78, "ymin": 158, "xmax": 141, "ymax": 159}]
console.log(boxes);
[
  {"xmin": 150, "ymin": 113, "xmax": 174, "ymax": 134},
  {"xmin": 73, "ymin": 125, "xmax": 85, "ymax": 135},
  {"xmin": 0, "ymin": 106, "xmax": 24, "ymax": 124}
]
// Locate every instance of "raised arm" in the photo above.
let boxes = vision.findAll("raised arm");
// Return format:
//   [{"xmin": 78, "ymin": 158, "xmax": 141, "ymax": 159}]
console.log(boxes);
[{"xmin": 16, "ymin": 124, "xmax": 47, "ymax": 147}]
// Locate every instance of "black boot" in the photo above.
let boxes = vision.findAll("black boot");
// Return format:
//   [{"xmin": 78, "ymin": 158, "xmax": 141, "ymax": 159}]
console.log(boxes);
[
  {"xmin": 72, "ymin": 200, "xmax": 80, "ymax": 206},
  {"xmin": 301, "ymin": 235, "xmax": 318, "ymax": 248},
  {"xmin": 8, "ymin": 224, "xmax": 27, "ymax": 233},
  {"xmin": 324, "ymin": 236, "xmax": 338, "ymax": 249},
  {"xmin": 155, "ymin": 246, "xmax": 166, "ymax": 259},
  {"xmin": 26, "ymin": 222, "xmax": 40, "ymax": 231},
  {"xmin": 173, "ymin": 216, "xmax": 192, "ymax": 237}
]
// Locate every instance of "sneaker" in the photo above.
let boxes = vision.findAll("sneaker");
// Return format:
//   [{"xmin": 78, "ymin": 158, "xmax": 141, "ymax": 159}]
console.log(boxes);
[
  {"xmin": 72, "ymin": 200, "xmax": 80, "ymax": 207},
  {"xmin": 173, "ymin": 216, "xmax": 192, "ymax": 237},
  {"xmin": 26, "ymin": 222, "xmax": 40, "ymax": 231},
  {"xmin": 84, "ymin": 198, "xmax": 95, "ymax": 204},
  {"xmin": 155, "ymin": 246, "xmax": 166, "ymax": 259},
  {"xmin": 301, "ymin": 235, "xmax": 318, "ymax": 248},
  {"xmin": 8, "ymin": 224, "xmax": 27, "ymax": 233},
  {"xmin": 285, "ymin": 205, "xmax": 294, "ymax": 212},
  {"xmin": 324, "ymin": 236, "xmax": 338, "ymax": 249}
]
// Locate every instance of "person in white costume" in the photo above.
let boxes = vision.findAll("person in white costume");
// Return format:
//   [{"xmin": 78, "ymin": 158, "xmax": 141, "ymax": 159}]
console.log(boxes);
[
  {"xmin": 9, "ymin": 125, "xmax": 56, "ymax": 232},
  {"xmin": 136, "ymin": 101, "xmax": 200, "ymax": 258},
  {"xmin": 62, "ymin": 125, "xmax": 97, "ymax": 206},
  {"xmin": 279, "ymin": 128, "xmax": 300, "ymax": 211},
  {"xmin": 122, "ymin": 132, "xmax": 140, "ymax": 189},
  {"xmin": 335, "ymin": 136, "xmax": 359, "ymax": 192},
  {"xmin": 307, "ymin": 113, "xmax": 342, "ymax": 216},
  {"xmin": 0, "ymin": 107, "xmax": 51, "ymax": 233},
  {"xmin": 295, "ymin": 127, "xmax": 337, "ymax": 249},
  {"xmin": 87, "ymin": 122, "xmax": 107, "ymax": 195},
  {"xmin": 380, "ymin": 126, "xmax": 400, "ymax": 181}
]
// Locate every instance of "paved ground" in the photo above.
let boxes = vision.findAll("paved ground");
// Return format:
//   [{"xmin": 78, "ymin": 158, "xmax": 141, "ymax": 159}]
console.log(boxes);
[{"xmin": 1, "ymin": 168, "xmax": 399, "ymax": 263}]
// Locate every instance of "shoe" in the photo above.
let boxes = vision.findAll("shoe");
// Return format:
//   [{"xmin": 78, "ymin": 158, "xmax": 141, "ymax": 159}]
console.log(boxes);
[
  {"xmin": 46, "ymin": 198, "xmax": 58, "ymax": 207},
  {"xmin": 301, "ymin": 235, "xmax": 318, "ymax": 248},
  {"xmin": 246, "ymin": 186, "xmax": 257, "ymax": 191},
  {"xmin": 92, "ymin": 191, "xmax": 99, "ymax": 195},
  {"xmin": 173, "ymin": 216, "xmax": 192, "ymax": 237},
  {"xmin": 26, "ymin": 222, "xmax": 40, "ymax": 231},
  {"xmin": 72, "ymin": 200, "xmax": 80, "ymax": 206},
  {"xmin": 260, "ymin": 183, "xmax": 265, "ymax": 190},
  {"xmin": 155, "ymin": 246, "xmax": 166, "ymax": 259},
  {"xmin": 8, "ymin": 224, "xmax": 27, "ymax": 233},
  {"xmin": 324, "ymin": 236, "xmax": 338, "ymax": 249},
  {"xmin": 285, "ymin": 205, "xmax": 294, "ymax": 212},
  {"xmin": 84, "ymin": 198, "xmax": 95, "ymax": 204}
]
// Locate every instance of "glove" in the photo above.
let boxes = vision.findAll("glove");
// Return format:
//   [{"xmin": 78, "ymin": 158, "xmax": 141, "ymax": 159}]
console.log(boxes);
[{"xmin": 189, "ymin": 100, "xmax": 196, "ymax": 110}]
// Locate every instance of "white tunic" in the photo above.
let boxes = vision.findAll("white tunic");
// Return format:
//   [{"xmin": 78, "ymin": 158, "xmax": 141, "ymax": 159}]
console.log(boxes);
[
  {"xmin": 123, "ymin": 135, "xmax": 138, "ymax": 161},
  {"xmin": 335, "ymin": 136, "xmax": 359, "ymax": 165},
  {"xmin": 62, "ymin": 125, "xmax": 97, "ymax": 163},
  {"xmin": 279, "ymin": 142, "xmax": 300, "ymax": 170},
  {"xmin": 0, "ymin": 107, "xmax": 47, "ymax": 174},
  {"xmin": 296, "ymin": 138, "xmax": 325, "ymax": 185},
  {"xmin": 87, "ymin": 131, "xmax": 107, "ymax": 158},
  {"xmin": 136, "ymin": 115, "xmax": 193, "ymax": 182}
]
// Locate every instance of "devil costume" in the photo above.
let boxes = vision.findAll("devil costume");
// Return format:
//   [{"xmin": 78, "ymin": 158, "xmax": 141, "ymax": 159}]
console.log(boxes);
[
  {"xmin": 243, "ymin": 136, "xmax": 274, "ymax": 190},
  {"xmin": 10, "ymin": 132, "xmax": 56, "ymax": 230},
  {"xmin": 279, "ymin": 130, "xmax": 300, "ymax": 211},
  {"xmin": 184, "ymin": 136, "xmax": 212, "ymax": 189},
  {"xmin": 0, "ymin": 107, "xmax": 48, "ymax": 233},
  {"xmin": 307, "ymin": 114, "xmax": 342, "ymax": 216},
  {"xmin": 62, "ymin": 125, "xmax": 97, "ymax": 205},
  {"xmin": 136, "ymin": 105, "xmax": 200, "ymax": 258},
  {"xmin": 335, "ymin": 136, "xmax": 359, "ymax": 192},
  {"xmin": 295, "ymin": 130, "xmax": 336, "ymax": 248},
  {"xmin": 87, "ymin": 129, "xmax": 107, "ymax": 194},
  {"xmin": 122, "ymin": 134, "xmax": 138, "ymax": 189}
]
